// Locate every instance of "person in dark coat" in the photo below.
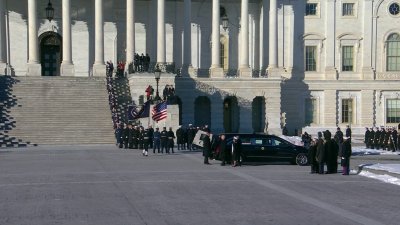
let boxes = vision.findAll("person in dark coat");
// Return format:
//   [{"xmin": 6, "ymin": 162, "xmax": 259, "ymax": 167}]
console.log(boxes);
[
  {"xmin": 392, "ymin": 128, "xmax": 398, "ymax": 151},
  {"xmin": 324, "ymin": 130, "xmax": 338, "ymax": 174},
  {"xmin": 202, "ymin": 132, "xmax": 211, "ymax": 165},
  {"xmin": 142, "ymin": 128, "xmax": 150, "ymax": 156},
  {"xmin": 372, "ymin": 127, "xmax": 379, "ymax": 149},
  {"xmin": 122, "ymin": 124, "xmax": 130, "ymax": 149},
  {"xmin": 345, "ymin": 125, "xmax": 352, "ymax": 138},
  {"xmin": 176, "ymin": 126, "xmax": 184, "ymax": 150},
  {"xmin": 315, "ymin": 132, "xmax": 325, "ymax": 174},
  {"xmin": 138, "ymin": 126, "xmax": 144, "ymax": 150},
  {"xmin": 187, "ymin": 125, "xmax": 195, "ymax": 151},
  {"xmin": 364, "ymin": 127, "xmax": 370, "ymax": 148},
  {"xmin": 160, "ymin": 127, "xmax": 168, "ymax": 154},
  {"xmin": 133, "ymin": 126, "xmax": 139, "ymax": 149},
  {"xmin": 167, "ymin": 127, "xmax": 175, "ymax": 154},
  {"xmin": 308, "ymin": 139, "xmax": 319, "ymax": 174},
  {"xmin": 232, "ymin": 136, "xmax": 242, "ymax": 167},
  {"xmin": 153, "ymin": 127, "xmax": 161, "ymax": 153},
  {"xmin": 341, "ymin": 137, "xmax": 352, "ymax": 175},
  {"xmin": 148, "ymin": 125, "xmax": 154, "ymax": 149},
  {"xmin": 115, "ymin": 123, "xmax": 123, "ymax": 147},
  {"xmin": 128, "ymin": 124, "xmax": 134, "ymax": 149},
  {"xmin": 219, "ymin": 135, "xmax": 227, "ymax": 166}
]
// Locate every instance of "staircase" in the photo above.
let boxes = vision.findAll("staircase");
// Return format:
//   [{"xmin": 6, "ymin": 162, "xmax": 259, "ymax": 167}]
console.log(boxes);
[
  {"xmin": 0, "ymin": 76, "xmax": 115, "ymax": 146},
  {"xmin": 111, "ymin": 77, "xmax": 133, "ymax": 124}
]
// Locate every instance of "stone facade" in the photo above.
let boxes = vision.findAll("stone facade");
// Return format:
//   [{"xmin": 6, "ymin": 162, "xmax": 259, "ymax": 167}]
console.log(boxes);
[{"xmin": 1, "ymin": 0, "xmax": 400, "ymax": 136}]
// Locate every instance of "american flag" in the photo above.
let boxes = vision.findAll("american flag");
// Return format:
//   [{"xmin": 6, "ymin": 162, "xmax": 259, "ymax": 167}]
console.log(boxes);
[{"xmin": 152, "ymin": 101, "xmax": 167, "ymax": 122}]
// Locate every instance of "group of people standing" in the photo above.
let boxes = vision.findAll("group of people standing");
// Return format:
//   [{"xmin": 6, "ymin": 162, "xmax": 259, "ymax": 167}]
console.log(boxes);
[
  {"xmin": 134, "ymin": 53, "xmax": 151, "ymax": 73},
  {"xmin": 364, "ymin": 126, "xmax": 398, "ymax": 152},
  {"xmin": 308, "ymin": 127, "xmax": 352, "ymax": 175},
  {"xmin": 201, "ymin": 132, "xmax": 243, "ymax": 167},
  {"xmin": 105, "ymin": 67, "xmax": 120, "ymax": 129}
]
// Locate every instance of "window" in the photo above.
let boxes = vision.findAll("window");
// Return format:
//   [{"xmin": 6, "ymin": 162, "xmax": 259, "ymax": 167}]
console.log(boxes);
[
  {"xmin": 306, "ymin": 3, "xmax": 318, "ymax": 16},
  {"xmin": 387, "ymin": 99, "xmax": 400, "ymax": 123},
  {"xmin": 305, "ymin": 46, "xmax": 317, "ymax": 71},
  {"xmin": 305, "ymin": 98, "xmax": 317, "ymax": 124},
  {"xmin": 389, "ymin": 3, "xmax": 400, "ymax": 16},
  {"xmin": 342, "ymin": 3, "xmax": 355, "ymax": 16},
  {"xmin": 342, "ymin": 99, "xmax": 353, "ymax": 123},
  {"xmin": 387, "ymin": 33, "xmax": 400, "ymax": 71},
  {"xmin": 220, "ymin": 42, "xmax": 225, "ymax": 70},
  {"xmin": 342, "ymin": 46, "xmax": 354, "ymax": 71}
]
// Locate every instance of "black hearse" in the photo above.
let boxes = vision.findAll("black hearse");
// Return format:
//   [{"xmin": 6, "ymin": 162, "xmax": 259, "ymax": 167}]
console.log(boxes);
[{"xmin": 217, "ymin": 133, "xmax": 309, "ymax": 166}]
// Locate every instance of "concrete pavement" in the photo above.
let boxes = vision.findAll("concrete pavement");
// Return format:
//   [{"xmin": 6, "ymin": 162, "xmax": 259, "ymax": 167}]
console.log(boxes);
[{"xmin": 0, "ymin": 145, "xmax": 399, "ymax": 225}]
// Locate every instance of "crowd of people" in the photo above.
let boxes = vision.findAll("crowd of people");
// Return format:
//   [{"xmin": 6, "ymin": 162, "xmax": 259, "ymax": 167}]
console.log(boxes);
[
  {"xmin": 306, "ymin": 126, "xmax": 352, "ymax": 175},
  {"xmin": 134, "ymin": 53, "xmax": 151, "ymax": 73},
  {"xmin": 364, "ymin": 126, "xmax": 398, "ymax": 152},
  {"xmin": 162, "ymin": 85, "xmax": 175, "ymax": 101},
  {"xmin": 106, "ymin": 65, "xmax": 120, "ymax": 129}
]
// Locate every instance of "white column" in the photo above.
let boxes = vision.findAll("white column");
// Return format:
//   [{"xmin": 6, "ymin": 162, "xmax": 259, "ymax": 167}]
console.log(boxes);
[
  {"xmin": 324, "ymin": 0, "xmax": 337, "ymax": 79},
  {"xmin": 238, "ymin": 0, "xmax": 252, "ymax": 77},
  {"xmin": 93, "ymin": 0, "xmax": 106, "ymax": 76},
  {"xmin": 210, "ymin": 0, "xmax": 223, "ymax": 77},
  {"xmin": 361, "ymin": 0, "xmax": 374, "ymax": 79},
  {"xmin": 27, "ymin": 0, "xmax": 41, "ymax": 76},
  {"xmin": 157, "ymin": 0, "xmax": 166, "ymax": 64},
  {"xmin": 0, "ymin": 0, "xmax": 7, "ymax": 75},
  {"xmin": 61, "ymin": 0, "xmax": 74, "ymax": 76},
  {"xmin": 126, "ymin": 0, "xmax": 135, "ymax": 73},
  {"xmin": 268, "ymin": 0, "xmax": 278, "ymax": 70},
  {"xmin": 182, "ymin": 0, "xmax": 192, "ymax": 76}
]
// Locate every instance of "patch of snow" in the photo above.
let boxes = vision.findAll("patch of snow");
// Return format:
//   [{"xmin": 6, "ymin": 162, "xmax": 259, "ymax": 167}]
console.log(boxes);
[
  {"xmin": 359, "ymin": 171, "xmax": 400, "ymax": 186},
  {"xmin": 364, "ymin": 164, "xmax": 400, "ymax": 175},
  {"xmin": 351, "ymin": 146, "xmax": 400, "ymax": 156}
]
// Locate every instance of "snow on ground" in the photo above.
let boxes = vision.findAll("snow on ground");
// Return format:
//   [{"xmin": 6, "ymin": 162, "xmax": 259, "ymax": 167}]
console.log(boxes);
[
  {"xmin": 358, "ymin": 171, "xmax": 400, "ymax": 186},
  {"xmin": 351, "ymin": 146, "xmax": 400, "ymax": 156},
  {"xmin": 363, "ymin": 164, "xmax": 400, "ymax": 174}
]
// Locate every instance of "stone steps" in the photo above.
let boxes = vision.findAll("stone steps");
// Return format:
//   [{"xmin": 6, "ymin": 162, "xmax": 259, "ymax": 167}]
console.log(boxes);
[{"xmin": 0, "ymin": 76, "xmax": 115, "ymax": 146}]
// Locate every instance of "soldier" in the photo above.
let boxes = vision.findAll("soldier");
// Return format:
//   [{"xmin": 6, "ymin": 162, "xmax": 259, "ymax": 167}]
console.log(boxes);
[
  {"xmin": 167, "ymin": 127, "xmax": 176, "ymax": 154},
  {"xmin": 128, "ymin": 124, "xmax": 134, "ymax": 149},
  {"xmin": 384, "ymin": 128, "xmax": 391, "ymax": 150},
  {"xmin": 364, "ymin": 127, "xmax": 370, "ymax": 148},
  {"xmin": 142, "ymin": 128, "xmax": 150, "ymax": 156},
  {"xmin": 187, "ymin": 124, "xmax": 195, "ymax": 151},
  {"xmin": 160, "ymin": 127, "xmax": 168, "ymax": 154},
  {"xmin": 115, "ymin": 123, "xmax": 123, "ymax": 147},
  {"xmin": 123, "ymin": 124, "xmax": 129, "ymax": 149},
  {"xmin": 148, "ymin": 125, "xmax": 154, "ymax": 149},
  {"xmin": 133, "ymin": 126, "xmax": 139, "ymax": 149},
  {"xmin": 138, "ymin": 126, "xmax": 144, "ymax": 149},
  {"xmin": 392, "ymin": 127, "xmax": 398, "ymax": 151},
  {"xmin": 153, "ymin": 127, "xmax": 161, "ymax": 153},
  {"xmin": 380, "ymin": 127, "xmax": 386, "ymax": 150},
  {"xmin": 374, "ymin": 127, "xmax": 380, "ymax": 149},
  {"xmin": 176, "ymin": 125, "xmax": 184, "ymax": 150}
]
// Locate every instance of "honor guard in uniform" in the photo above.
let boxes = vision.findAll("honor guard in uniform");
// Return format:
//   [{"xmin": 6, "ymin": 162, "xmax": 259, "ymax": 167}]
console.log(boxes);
[
  {"xmin": 176, "ymin": 126, "xmax": 184, "ymax": 150},
  {"xmin": 148, "ymin": 125, "xmax": 154, "ymax": 149},
  {"xmin": 133, "ymin": 126, "xmax": 139, "ymax": 149},
  {"xmin": 138, "ymin": 126, "xmax": 144, "ymax": 149},
  {"xmin": 374, "ymin": 127, "xmax": 380, "ymax": 149},
  {"xmin": 142, "ymin": 128, "xmax": 150, "ymax": 156},
  {"xmin": 369, "ymin": 127, "xmax": 375, "ymax": 149},
  {"xmin": 380, "ymin": 127, "xmax": 386, "ymax": 150},
  {"xmin": 128, "ymin": 124, "xmax": 134, "ymax": 149},
  {"xmin": 153, "ymin": 127, "xmax": 161, "ymax": 153},
  {"xmin": 160, "ymin": 127, "xmax": 168, "ymax": 154},
  {"xmin": 167, "ymin": 127, "xmax": 175, "ymax": 154},
  {"xmin": 364, "ymin": 127, "xmax": 370, "ymax": 148},
  {"xmin": 123, "ymin": 124, "xmax": 129, "ymax": 149}
]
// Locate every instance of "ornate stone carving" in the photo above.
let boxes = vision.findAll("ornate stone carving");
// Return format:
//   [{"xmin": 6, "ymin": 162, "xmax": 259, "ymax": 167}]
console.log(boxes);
[
  {"xmin": 195, "ymin": 81, "xmax": 217, "ymax": 95},
  {"xmin": 377, "ymin": 73, "xmax": 400, "ymax": 80}
]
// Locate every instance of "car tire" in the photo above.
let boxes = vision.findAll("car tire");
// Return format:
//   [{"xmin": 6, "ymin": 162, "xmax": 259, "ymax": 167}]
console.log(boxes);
[{"xmin": 295, "ymin": 153, "xmax": 308, "ymax": 166}]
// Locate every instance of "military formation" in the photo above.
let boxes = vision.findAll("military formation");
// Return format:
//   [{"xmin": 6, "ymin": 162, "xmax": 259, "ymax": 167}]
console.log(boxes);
[
  {"xmin": 114, "ymin": 124, "xmax": 203, "ymax": 156},
  {"xmin": 364, "ymin": 126, "xmax": 398, "ymax": 152}
]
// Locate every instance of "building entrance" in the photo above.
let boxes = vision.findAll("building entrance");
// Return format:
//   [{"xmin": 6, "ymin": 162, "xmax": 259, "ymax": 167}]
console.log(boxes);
[{"xmin": 39, "ymin": 32, "xmax": 62, "ymax": 76}]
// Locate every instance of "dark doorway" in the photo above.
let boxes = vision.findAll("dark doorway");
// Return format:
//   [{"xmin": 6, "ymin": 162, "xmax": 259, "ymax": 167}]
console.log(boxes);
[
  {"xmin": 194, "ymin": 96, "xmax": 211, "ymax": 127},
  {"xmin": 223, "ymin": 96, "xmax": 239, "ymax": 133},
  {"xmin": 39, "ymin": 32, "xmax": 62, "ymax": 76},
  {"xmin": 252, "ymin": 96, "xmax": 265, "ymax": 132}
]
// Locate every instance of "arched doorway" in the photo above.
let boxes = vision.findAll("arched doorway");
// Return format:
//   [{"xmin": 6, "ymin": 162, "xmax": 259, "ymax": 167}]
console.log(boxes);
[
  {"xmin": 223, "ymin": 96, "xmax": 239, "ymax": 133},
  {"xmin": 39, "ymin": 32, "xmax": 62, "ymax": 76},
  {"xmin": 194, "ymin": 96, "xmax": 211, "ymax": 127},
  {"xmin": 252, "ymin": 97, "xmax": 265, "ymax": 132}
]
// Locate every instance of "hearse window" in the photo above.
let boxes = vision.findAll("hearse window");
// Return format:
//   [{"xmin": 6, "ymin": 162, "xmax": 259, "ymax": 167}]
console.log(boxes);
[
  {"xmin": 272, "ymin": 138, "xmax": 289, "ymax": 147},
  {"xmin": 241, "ymin": 137, "xmax": 251, "ymax": 145},
  {"xmin": 254, "ymin": 139, "xmax": 263, "ymax": 145},
  {"xmin": 263, "ymin": 138, "xmax": 272, "ymax": 146}
]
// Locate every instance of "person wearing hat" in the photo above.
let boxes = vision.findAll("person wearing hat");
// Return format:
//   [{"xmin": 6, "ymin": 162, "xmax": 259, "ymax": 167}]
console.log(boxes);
[
  {"xmin": 364, "ymin": 127, "xmax": 370, "ymax": 148},
  {"xmin": 341, "ymin": 137, "xmax": 352, "ymax": 175},
  {"xmin": 232, "ymin": 136, "xmax": 242, "ymax": 167},
  {"xmin": 160, "ymin": 127, "xmax": 168, "ymax": 154},
  {"xmin": 153, "ymin": 127, "xmax": 161, "ymax": 153},
  {"xmin": 202, "ymin": 131, "xmax": 211, "ymax": 165},
  {"xmin": 176, "ymin": 125, "xmax": 184, "ymax": 150},
  {"xmin": 142, "ymin": 128, "xmax": 150, "ymax": 156},
  {"xmin": 167, "ymin": 127, "xmax": 175, "ymax": 154},
  {"xmin": 324, "ymin": 130, "xmax": 338, "ymax": 174}
]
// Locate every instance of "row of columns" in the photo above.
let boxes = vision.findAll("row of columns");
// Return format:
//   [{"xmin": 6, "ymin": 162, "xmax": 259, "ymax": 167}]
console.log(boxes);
[{"xmin": 8, "ymin": 0, "xmax": 278, "ymax": 77}]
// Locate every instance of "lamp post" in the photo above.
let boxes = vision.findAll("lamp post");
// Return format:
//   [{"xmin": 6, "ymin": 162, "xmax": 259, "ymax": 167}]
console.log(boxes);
[
  {"xmin": 46, "ymin": 0, "xmax": 54, "ymax": 22},
  {"xmin": 154, "ymin": 66, "xmax": 162, "ymax": 102},
  {"xmin": 221, "ymin": 14, "xmax": 229, "ymax": 31}
]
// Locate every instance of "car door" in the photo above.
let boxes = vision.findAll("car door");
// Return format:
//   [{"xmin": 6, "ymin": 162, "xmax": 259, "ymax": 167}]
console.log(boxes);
[
  {"xmin": 250, "ymin": 137, "xmax": 267, "ymax": 161},
  {"xmin": 270, "ymin": 137, "xmax": 294, "ymax": 161}
]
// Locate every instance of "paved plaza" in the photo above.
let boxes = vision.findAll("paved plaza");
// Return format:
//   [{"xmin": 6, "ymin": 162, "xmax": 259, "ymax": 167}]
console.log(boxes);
[{"xmin": 0, "ymin": 145, "xmax": 399, "ymax": 225}]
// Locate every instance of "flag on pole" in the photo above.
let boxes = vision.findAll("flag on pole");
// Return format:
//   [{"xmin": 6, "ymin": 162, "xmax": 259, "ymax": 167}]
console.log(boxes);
[
  {"xmin": 135, "ymin": 100, "xmax": 151, "ymax": 119},
  {"xmin": 127, "ymin": 104, "xmax": 138, "ymax": 120},
  {"xmin": 152, "ymin": 101, "xmax": 167, "ymax": 122}
]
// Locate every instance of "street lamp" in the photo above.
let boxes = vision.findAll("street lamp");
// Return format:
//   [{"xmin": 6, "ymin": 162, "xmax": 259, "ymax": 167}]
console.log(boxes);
[
  {"xmin": 46, "ymin": 0, "xmax": 54, "ymax": 22},
  {"xmin": 221, "ymin": 14, "xmax": 229, "ymax": 31},
  {"xmin": 154, "ymin": 66, "xmax": 162, "ymax": 102}
]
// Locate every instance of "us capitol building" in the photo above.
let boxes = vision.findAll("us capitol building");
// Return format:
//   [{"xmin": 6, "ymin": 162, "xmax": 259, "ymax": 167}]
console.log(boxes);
[{"xmin": 1, "ymin": 0, "xmax": 400, "ymax": 136}]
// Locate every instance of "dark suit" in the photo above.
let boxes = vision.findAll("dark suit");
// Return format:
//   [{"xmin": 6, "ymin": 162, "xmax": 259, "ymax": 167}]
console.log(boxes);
[{"xmin": 203, "ymin": 135, "xmax": 211, "ymax": 164}]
